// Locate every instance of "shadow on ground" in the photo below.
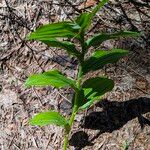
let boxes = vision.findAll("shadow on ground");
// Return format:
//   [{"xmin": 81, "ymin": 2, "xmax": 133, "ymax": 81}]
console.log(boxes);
[{"xmin": 69, "ymin": 97, "xmax": 150, "ymax": 150}]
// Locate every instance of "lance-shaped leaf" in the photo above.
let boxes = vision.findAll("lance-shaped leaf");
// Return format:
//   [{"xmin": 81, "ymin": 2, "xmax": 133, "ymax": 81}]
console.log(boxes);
[
  {"xmin": 75, "ymin": 12, "xmax": 91, "ymax": 32},
  {"xmin": 86, "ymin": 31, "xmax": 140, "ymax": 48},
  {"xmin": 72, "ymin": 89, "xmax": 85, "ymax": 109},
  {"xmin": 29, "ymin": 111, "xmax": 68, "ymax": 127},
  {"xmin": 25, "ymin": 70, "xmax": 76, "ymax": 89},
  {"xmin": 82, "ymin": 49, "xmax": 128, "ymax": 75},
  {"xmin": 27, "ymin": 22, "xmax": 81, "ymax": 40},
  {"xmin": 40, "ymin": 39, "xmax": 81, "ymax": 58},
  {"xmin": 80, "ymin": 77, "xmax": 114, "ymax": 109},
  {"xmin": 90, "ymin": 0, "xmax": 109, "ymax": 19},
  {"xmin": 75, "ymin": 0, "xmax": 108, "ymax": 32}
]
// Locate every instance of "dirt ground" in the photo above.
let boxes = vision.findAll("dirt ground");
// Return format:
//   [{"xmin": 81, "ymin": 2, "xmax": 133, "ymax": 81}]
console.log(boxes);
[{"xmin": 0, "ymin": 0, "xmax": 150, "ymax": 150}]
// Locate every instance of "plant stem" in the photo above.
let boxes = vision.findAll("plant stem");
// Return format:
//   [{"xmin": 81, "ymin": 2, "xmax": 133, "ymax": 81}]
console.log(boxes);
[
  {"xmin": 63, "ymin": 97, "xmax": 79, "ymax": 150},
  {"xmin": 63, "ymin": 66, "xmax": 83, "ymax": 150},
  {"xmin": 63, "ymin": 132, "xmax": 69, "ymax": 150},
  {"xmin": 63, "ymin": 33, "xmax": 85, "ymax": 150}
]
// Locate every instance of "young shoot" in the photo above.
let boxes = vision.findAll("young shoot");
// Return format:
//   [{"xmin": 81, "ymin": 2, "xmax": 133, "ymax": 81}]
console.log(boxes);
[{"xmin": 25, "ymin": 0, "xmax": 140, "ymax": 149}]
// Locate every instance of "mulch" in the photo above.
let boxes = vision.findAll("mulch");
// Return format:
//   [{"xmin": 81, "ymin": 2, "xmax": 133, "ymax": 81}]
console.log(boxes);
[{"xmin": 0, "ymin": 0, "xmax": 149, "ymax": 149}]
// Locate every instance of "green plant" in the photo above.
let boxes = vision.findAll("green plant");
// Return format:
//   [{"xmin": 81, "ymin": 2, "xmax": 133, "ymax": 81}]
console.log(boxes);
[
  {"xmin": 25, "ymin": 0, "xmax": 139, "ymax": 149},
  {"xmin": 122, "ymin": 140, "xmax": 129, "ymax": 150}
]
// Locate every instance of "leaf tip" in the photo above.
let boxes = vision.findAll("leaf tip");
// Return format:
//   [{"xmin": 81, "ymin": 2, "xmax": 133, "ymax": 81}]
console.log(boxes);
[{"xmin": 24, "ymin": 77, "xmax": 32, "ymax": 88}]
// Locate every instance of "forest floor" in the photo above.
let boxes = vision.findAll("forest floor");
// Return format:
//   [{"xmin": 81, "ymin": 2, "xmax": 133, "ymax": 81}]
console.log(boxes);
[{"xmin": 0, "ymin": 0, "xmax": 150, "ymax": 150}]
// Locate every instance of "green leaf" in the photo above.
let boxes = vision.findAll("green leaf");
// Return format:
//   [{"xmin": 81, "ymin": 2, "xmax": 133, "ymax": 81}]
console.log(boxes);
[
  {"xmin": 90, "ymin": 0, "xmax": 109, "ymax": 20},
  {"xmin": 25, "ymin": 70, "xmax": 76, "ymax": 89},
  {"xmin": 29, "ymin": 111, "xmax": 68, "ymax": 127},
  {"xmin": 72, "ymin": 89, "xmax": 85, "ymax": 109},
  {"xmin": 27, "ymin": 22, "xmax": 81, "ymax": 40},
  {"xmin": 80, "ymin": 77, "xmax": 114, "ymax": 109},
  {"xmin": 82, "ymin": 49, "xmax": 129, "ymax": 75},
  {"xmin": 40, "ymin": 39, "xmax": 81, "ymax": 58},
  {"xmin": 86, "ymin": 31, "xmax": 140, "ymax": 48},
  {"xmin": 75, "ymin": 0, "xmax": 108, "ymax": 32},
  {"xmin": 75, "ymin": 12, "xmax": 91, "ymax": 32}
]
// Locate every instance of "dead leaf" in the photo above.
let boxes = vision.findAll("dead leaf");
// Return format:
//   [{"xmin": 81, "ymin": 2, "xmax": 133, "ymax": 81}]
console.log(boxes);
[{"xmin": 79, "ymin": 0, "xmax": 96, "ymax": 10}]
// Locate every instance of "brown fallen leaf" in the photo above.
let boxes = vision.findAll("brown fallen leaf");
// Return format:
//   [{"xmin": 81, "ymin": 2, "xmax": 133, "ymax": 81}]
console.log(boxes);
[{"xmin": 79, "ymin": 0, "xmax": 97, "ymax": 10}]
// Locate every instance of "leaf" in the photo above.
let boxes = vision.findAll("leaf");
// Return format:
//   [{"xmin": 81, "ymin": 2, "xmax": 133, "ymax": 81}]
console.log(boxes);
[
  {"xmin": 27, "ymin": 22, "xmax": 81, "ymax": 40},
  {"xmin": 75, "ymin": 0, "xmax": 108, "ymax": 32},
  {"xmin": 25, "ymin": 70, "xmax": 76, "ymax": 89},
  {"xmin": 79, "ymin": 0, "xmax": 96, "ymax": 9},
  {"xmin": 40, "ymin": 39, "xmax": 81, "ymax": 58},
  {"xmin": 75, "ymin": 12, "xmax": 91, "ymax": 32},
  {"xmin": 72, "ymin": 89, "xmax": 85, "ymax": 109},
  {"xmin": 90, "ymin": 0, "xmax": 109, "ymax": 20},
  {"xmin": 82, "ymin": 49, "xmax": 128, "ymax": 75},
  {"xmin": 80, "ymin": 77, "xmax": 114, "ymax": 109},
  {"xmin": 29, "ymin": 111, "xmax": 68, "ymax": 127},
  {"xmin": 83, "ymin": 77, "xmax": 114, "ymax": 98},
  {"xmin": 86, "ymin": 31, "xmax": 140, "ymax": 48}
]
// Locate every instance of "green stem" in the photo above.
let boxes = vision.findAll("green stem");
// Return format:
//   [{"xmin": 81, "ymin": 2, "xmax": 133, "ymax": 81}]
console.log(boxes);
[
  {"xmin": 63, "ymin": 96, "xmax": 78, "ymax": 150},
  {"xmin": 69, "ymin": 105, "xmax": 78, "ymax": 126},
  {"xmin": 63, "ymin": 32, "xmax": 86, "ymax": 150},
  {"xmin": 63, "ymin": 68, "xmax": 82, "ymax": 150},
  {"xmin": 63, "ymin": 132, "xmax": 69, "ymax": 150}
]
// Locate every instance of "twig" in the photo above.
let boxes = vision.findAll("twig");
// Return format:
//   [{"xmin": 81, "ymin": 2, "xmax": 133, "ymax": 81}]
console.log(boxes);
[
  {"xmin": 57, "ymin": 91, "xmax": 71, "ymax": 103},
  {"xmin": 132, "ymin": 3, "xmax": 150, "ymax": 18},
  {"xmin": 65, "ymin": 0, "xmax": 82, "ymax": 13},
  {"xmin": 129, "ymin": 0, "xmax": 150, "ymax": 8},
  {"xmin": 1, "ymin": 1, "xmax": 32, "ymax": 31},
  {"xmin": 8, "ymin": 134, "xmax": 16, "ymax": 148},
  {"xmin": 118, "ymin": 3, "xmax": 138, "ymax": 31}
]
